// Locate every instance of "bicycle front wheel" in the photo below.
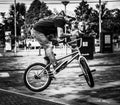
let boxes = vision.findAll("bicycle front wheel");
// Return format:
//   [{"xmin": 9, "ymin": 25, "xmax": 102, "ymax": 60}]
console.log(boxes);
[
  {"xmin": 24, "ymin": 63, "xmax": 52, "ymax": 92},
  {"xmin": 79, "ymin": 57, "xmax": 94, "ymax": 87}
]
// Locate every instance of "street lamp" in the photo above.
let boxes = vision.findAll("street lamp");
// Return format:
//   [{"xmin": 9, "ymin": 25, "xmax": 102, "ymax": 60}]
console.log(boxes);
[
  {"xmin": 61, "ymin": 0, "xmax": 69, "ymax": 33},
  {"xmin": 61, "ymin": 1, "xmax": 69, "ymax": 55},
  {"xmin": 61, "ymin": 1, "xmax": 69, "ymax": 14}
]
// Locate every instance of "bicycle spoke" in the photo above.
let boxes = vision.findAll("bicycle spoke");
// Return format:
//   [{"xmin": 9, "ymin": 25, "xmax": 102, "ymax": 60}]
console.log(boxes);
[
  {"xmin": 24, "ymin": 63, "xmax": 52, "ymax": 92},
  {"xmin": 79, "ymin": 57, "xmax": 94, "ymax": 87}
]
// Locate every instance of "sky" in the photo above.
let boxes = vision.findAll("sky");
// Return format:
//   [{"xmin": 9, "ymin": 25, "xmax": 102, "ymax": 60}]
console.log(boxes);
[{"xmin": 0, "ymin": 0, "xmax": 120, "ymax": 15}]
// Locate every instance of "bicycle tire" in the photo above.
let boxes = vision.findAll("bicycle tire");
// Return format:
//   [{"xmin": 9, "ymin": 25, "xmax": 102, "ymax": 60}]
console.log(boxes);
[
  {"xmin": 24, "ymin": 63, "xmax": 52, "ymax": 92},
  {"xmin": 79, "ymin": 57, "xmax": 94, "ymax": 87}
]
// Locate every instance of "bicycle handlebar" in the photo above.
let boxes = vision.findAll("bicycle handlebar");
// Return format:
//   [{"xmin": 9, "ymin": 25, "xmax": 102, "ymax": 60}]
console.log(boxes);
[
  {"xmin": 59, "ymin": 34, "xmax": 71, "ymax": 39},
  {"xmin": 58, "ymin": 39, "xmax": 65, "ymax": 43},
  {"xmin": 52, "ymin": 34, "xmax": 82, "ymax": 48},
  {"xmin": 58, "ymin": 36, "xmax": 82, "ymax": 48}
]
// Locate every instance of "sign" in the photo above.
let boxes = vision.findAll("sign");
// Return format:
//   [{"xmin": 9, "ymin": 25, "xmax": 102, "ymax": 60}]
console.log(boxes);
[
  {"xmin": 5, "ymin": 31, "xmax": 11, "ymax": 51},
  {"xmin": 5, "ymin": 31, "xmax": 11, "ymax": 36},
  {"xmin": 105, "ymin": 35, "xmax": 110, "ymax": 44},
  {"xmin": 83, "ymin": 42, "xmax": 88, "ymax": 47},
  {"xmin": 101, "ymin": 33, "xmax": 113, "ymax": 53}
]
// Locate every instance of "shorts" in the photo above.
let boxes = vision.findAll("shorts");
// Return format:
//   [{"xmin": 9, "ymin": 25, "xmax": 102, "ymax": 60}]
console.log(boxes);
[{"xmin": 31, "ymin": 28, "xmax": 51, "ymax": 49}]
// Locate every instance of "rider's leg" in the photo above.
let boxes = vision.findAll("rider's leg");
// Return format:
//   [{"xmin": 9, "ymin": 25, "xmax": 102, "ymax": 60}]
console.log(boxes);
[
  {"xmin": 44, "ymin": 44, "xmax": 57, "ymax": 65},
  {"xmin": 31, "ymin": 28, "xmax": 57, "ymax": 66}
]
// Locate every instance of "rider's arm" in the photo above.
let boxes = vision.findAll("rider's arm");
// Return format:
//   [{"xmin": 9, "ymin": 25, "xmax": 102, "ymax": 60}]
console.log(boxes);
[
  {"xmin": 57, "ymin": 27, "xmax": 64, "ymax": 38},
  {"xmin": 57, "ymin": 27, "xmax": 71, "ymax": 39}
]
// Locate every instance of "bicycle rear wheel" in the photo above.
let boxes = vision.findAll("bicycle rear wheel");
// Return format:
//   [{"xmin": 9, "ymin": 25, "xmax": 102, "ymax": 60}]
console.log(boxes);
[
  {"xmin": 79, "ymin": 57, "xmax": 94, "ymax": 87},
  {"xmin": 24, "ymin": 63, "xmax": 52, "ymax": 92}
]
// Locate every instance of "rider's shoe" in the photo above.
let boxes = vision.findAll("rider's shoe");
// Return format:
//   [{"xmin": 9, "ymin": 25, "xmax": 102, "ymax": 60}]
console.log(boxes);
[
  {"xmin": 44, "ymin": 56, "xmax": 50, "ymax": 64},
  {"xmin": 50, "ymin": 73, "xmax": 56, "ymax": 80}
]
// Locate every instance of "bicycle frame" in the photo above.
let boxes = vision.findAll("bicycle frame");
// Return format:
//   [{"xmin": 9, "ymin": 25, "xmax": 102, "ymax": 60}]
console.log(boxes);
[
  {"xmin": 24, "ymin": 37, "xmax": 95, "ymax": 92},
  {"xmin": 44, "ymin": 38, "xmax": 83, "ymax": 74},
  {"xmin": 57, "ymin": 48, "xmax": 80, "ymax": 65}
]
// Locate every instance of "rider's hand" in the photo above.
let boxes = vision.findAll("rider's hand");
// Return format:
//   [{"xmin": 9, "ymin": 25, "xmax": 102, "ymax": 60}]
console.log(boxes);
[
  {"xmin": 52, "ymin": 39, "xmax": 59, "ymax": 46},
  {"xmin": 59, "ymin": 35, "xmax": 65, "ymax": 39}
]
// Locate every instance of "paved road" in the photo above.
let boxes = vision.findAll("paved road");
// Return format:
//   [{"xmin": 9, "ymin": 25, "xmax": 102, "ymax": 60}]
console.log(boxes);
[
  {"xmin": 0, "ymin": 65, "xmax": 120, "ymax": 105},
  {"xmin": 0, "ymin": 49, "xmax": 120, "ymax": 105}
]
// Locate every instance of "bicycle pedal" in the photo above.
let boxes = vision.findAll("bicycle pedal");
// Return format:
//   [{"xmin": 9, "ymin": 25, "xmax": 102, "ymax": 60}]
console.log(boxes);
[
  {"xmin": 78, "ymin": 69, "xmax": 96, "ymax": 77},
  {"xmin": 50, "ymin": 75, "xmax": 56, "ymax": 80},
  {"xmin": 91, "ymin": 69, "xmax": 96, "ymax": 72},
  {"xmin": 49, "ymin": 73, "xmax": 56, "ymax": 80},
  {"xmin": 52, "ymin": 76, "xmax": 56, "ymax": 80},
  {"xmin": 78, "ymin": 74, "xmax": 84, "ymax": 77}
]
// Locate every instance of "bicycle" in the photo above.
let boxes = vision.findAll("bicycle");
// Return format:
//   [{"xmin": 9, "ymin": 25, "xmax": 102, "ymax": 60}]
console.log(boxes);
[{"xmin": 24, "ymin": 36, "xmax": 96, "ymax": 92}]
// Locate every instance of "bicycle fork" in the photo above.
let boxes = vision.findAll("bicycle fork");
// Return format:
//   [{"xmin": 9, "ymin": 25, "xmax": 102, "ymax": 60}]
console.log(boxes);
[{"xmin": 78, "ymin": 56, "xmax": 96, "ymax": 77}]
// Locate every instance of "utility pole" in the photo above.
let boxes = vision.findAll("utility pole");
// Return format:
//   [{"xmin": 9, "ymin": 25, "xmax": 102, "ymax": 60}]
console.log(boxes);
[
  {"xmin": 99, "ymin": 0, "xmax": 102, "ymax": 52},
  {"xmin": 62, "ymin": 0, "xmax": 69, "ymax": 34},
  {"xmin": 14, "ymin": 0, "xmax": 17, "ymax": 54}
]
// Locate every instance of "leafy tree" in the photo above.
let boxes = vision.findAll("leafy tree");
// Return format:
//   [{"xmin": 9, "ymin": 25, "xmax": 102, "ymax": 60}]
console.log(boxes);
[
  {"xmin": 9, "ymin": 2, "xmax": 26, "ymax": 34},
  {"xmin": 96, "ymin": 2, "xmax": 112, "ymax": 33},
  {"xmin": 74, "ymin": 0, "xmax": 120, "ymax": 38},
  {"xmin": 109, "ymin": 9, "xmax": 120, "ymax": 35},
  {"xmin": 0, "ymin": 23, "xmax": 5, "ymax": 46},
  {"xmin": 88, "ymin": 9, "xmax": 99, "ymax": 37},
  {"xmin": 91, "ymin": 2, "xmax": 113, "ymax": 38},
  {"xmin": 0, "ymin": 12, "xmax": 5, "ymax": 46},
  {"xmin": 96, "ymin": 2, "xmax": 110, "ymax": 20},
  {"xmin": 74, "ymin": 0, "xmax": 92, "ymax": 21},
  {"xmin": 96, "ymin": 2, "xmax": 120, "ymax": 36},
  {"xmin": 74, "ymin": 0, "xmax": 97, "ymax": 37},
  {"xmin": 26, "ymin": 0, "xmax": 52, "ymax": 24},
  {"xmin": 3, "ymin": 3, "xmax": 26, "ymax": 47}
]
